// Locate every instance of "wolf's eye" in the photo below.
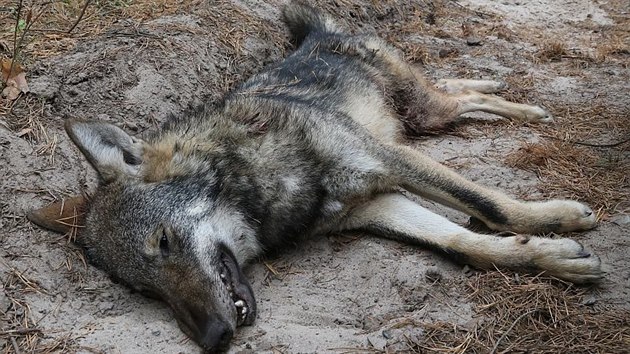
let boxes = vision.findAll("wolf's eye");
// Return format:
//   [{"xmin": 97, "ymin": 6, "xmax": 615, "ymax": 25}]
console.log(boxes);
[{"xmin": 159, "ymin": 233, "xmax": 170, "ymax": 257}]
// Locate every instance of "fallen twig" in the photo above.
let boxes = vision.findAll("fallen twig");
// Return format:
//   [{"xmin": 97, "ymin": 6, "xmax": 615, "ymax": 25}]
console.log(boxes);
[
  {"xmin": 0, "ymin": 327, "xmax": 42, "ymax": 336},
  {"xmin": 6, "ymin": 0, "xmax": 23, "ymax": 86},
  {"xmin": 67, "ymin": 0, "xmax": 92, "ymax": 34},
  {"xmin": 11, "ymin": 336, "xmax": 22, "ymax": 354}
]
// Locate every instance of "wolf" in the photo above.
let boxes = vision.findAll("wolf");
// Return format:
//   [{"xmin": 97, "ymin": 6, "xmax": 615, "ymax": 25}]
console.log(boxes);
[{"xmin": 28, "ymin": 1, "xmax": 603, "ymax": 352}]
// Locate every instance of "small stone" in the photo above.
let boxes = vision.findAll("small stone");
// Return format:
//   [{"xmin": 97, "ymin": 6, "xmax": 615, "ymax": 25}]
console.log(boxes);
[
  {"xmin": 125, "ymin": 122, "xmax": 139, "ymax": 131},
  {"xmin": 466, "ymin": 37, "xmax": 483, "ymax": 46},
  {"xmin": 0, "ymin": 291, "xmax": 10, "ymax": 311},
  {"xmin": 367, "ymin": 333, "xmax": 387, "ymax": 350},
  {"xmin": 438, "ymin": 48, "xmax": 458, "ymax": 58},
  {"xmin": 463, "ymin": 264, "xmax": 473, "ymax": 277},
  {"xmin": 425, "ymin": 268, "xmax": 443, "ymax": 283},
  {"xmin": 98, "ymin": 301, "xmax": 114, "ymax": 312},
  {"xmin": 582, "ymin": 295, "xmax": 597, "ymax": 306},
  {"xmin": 514, "ymin": 273, "xmax": 522, "ymax": 284}
]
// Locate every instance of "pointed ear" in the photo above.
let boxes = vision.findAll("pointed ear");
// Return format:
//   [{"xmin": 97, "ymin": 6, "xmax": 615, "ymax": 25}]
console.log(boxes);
[
  {"xmin": 65, "ymin": 119, "xmax": 144, "ymax": 182},
  {"xmin": 27, "ymin": 195, "xmax": 87, "ymax": 236}
]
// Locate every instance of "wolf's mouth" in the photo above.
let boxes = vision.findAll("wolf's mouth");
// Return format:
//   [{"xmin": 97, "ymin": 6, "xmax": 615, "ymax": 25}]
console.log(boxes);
[
  {"xmin": 219, "ymin": 262, "xmax": 249, "ymax": 325},
  {"xmin": 219, "ymin": 248, "xmax": 256, "ymax": 327}
]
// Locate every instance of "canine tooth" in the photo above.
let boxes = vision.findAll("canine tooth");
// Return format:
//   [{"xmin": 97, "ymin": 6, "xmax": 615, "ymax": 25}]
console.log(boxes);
[
  {"xmin": 220, "ymin": 273, "xmax": 226, "ymax": 279},
  {"xmin": 241, "ymin": 306, "xmax": 248, "ymax": 314},
  {"xmin": 234, "ymin": 300, "xmax": 245, "ymax": 307}
]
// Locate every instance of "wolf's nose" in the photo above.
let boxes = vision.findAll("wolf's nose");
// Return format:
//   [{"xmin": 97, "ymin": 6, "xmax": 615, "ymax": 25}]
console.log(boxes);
[{"xmin": 200, "ymin": 317, "xmax": 233, "ymax": 353}]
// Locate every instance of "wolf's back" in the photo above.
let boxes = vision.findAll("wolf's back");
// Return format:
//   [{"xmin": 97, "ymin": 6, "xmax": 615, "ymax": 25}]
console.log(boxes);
[{"xmin": 282, "ymin": 1, "xmax": 343, "ymax": 45}]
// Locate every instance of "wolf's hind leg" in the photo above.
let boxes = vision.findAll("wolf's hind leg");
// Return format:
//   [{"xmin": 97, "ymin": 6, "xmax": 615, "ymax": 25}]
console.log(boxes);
[
  {"xmin": 431, "ymin": 78, "xmax": 553, "ymax": 123},
  {"xmin": 435, "ymin": 79, "xmax": 507, "ymax": 94},
  {"xmin": 341, "ymin": 194, "xmax": 603, "ymax": 283},
  {"xmin": 454, "ymin": 90, "xmax": 553, "ymax": 123},
  {"xmin": 400, "ymin": 77, "xmax": 553, "ymax": 133},
  {"xmin": 382, "ymin": 145, "xmax": 596, "ymax": 234}
]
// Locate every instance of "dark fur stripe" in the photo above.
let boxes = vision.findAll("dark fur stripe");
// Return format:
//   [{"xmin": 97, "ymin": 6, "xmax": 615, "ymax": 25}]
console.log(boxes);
[{"xmin": 442, "ymin": 182, "xmax": 508, "ymax": 225}]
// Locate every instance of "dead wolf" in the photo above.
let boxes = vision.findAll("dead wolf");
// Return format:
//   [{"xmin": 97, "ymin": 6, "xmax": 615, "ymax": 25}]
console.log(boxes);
[{"xmin": 29, "ymin": 1, "xmax": 603, "ymax": 352}]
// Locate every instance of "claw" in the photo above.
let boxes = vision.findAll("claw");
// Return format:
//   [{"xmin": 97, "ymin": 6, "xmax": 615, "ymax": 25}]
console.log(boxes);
[{"xmin": 576, "ymin": 250, "xmax": 591, "ymax": 258}]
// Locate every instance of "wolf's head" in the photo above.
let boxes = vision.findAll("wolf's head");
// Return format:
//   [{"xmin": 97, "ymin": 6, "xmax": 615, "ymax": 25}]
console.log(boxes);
[{"xmin": 29, "ymin": 120, "xmax": 259, "ymax": 352}]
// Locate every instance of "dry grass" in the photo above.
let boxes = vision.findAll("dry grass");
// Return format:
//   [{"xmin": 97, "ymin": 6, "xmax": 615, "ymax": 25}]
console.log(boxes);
[
  {"xmin": 1, "ymin": 261, "xmax": 41, "ymax": 353},
  {"xmin": 1, "ymin": 94, "xmax": 58, "ymax": 164},
  {"xmin": 398, "ymin": 272, "xmax": 630, "ymax": 353},
  {"xmin": 535, "ymin": 40, "xmax": 570, "ymax": 62},
  {"xmin": 0, "ymin": 0, "xmax": 204, "ymax": 62},
  {"xmin": 506, "ymin": 105, "xmax": 629, "ymax": 214},
  {"xmin": 1, "ymin": 253, "xmax": 97, "ymax": 354},
  {"xmin": 313, "ymin": 0, "xmax": 491, "ymax": 64},
  {"xmin": 1, "ymin": 0, "xmax": 287, "ymax": 109},
  {"xmin": 533, "ymin": 39, "xmax": 610, "ymax": 69},
  {"xmin": 587, "ymin": 0, "xmax": 629, "ymax": 68},
  {"xmin": 502, "ymin": 73, "xmax": 536, "ymax": 104},
  {"xmin": 533, "ymin": 24, "xmax": 628, "ymax": 68}
]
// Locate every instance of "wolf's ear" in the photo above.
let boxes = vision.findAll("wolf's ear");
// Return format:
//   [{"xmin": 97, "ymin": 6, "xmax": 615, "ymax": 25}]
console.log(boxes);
[
  {"xmin": 65, "ymin": 119, "xmax": 144, "ymax": 182},
  {"xmin": 27, "ymin": 195, "xmax": 87, "ymax": 235}
]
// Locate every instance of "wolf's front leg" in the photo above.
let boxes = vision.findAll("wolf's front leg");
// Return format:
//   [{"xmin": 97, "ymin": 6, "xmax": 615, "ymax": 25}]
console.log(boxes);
[
  {"xmin": 382, "ymin": 145, "xmax": 597, "ymax": 234},
  {"xmin": 341, "ymin": 194, "xmax": 603, "ymax": 283}
]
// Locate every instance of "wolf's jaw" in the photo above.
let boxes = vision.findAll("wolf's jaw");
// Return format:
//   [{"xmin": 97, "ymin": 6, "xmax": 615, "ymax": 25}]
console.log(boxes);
[{"xmin": 219, "ymin": 260, "xmax": 251, "ymax": 326}]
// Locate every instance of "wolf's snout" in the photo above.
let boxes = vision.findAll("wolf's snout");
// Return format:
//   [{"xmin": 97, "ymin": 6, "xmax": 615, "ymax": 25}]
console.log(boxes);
[{"xmin": 197, "ymin": 314, "xmax": 233, "ymax": 353}]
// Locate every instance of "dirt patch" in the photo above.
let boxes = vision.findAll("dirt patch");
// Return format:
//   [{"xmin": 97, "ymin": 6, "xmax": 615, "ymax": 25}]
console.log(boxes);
[{"xmin": 1, "ymin": 0, "xmax": 628, "ymax": 353}]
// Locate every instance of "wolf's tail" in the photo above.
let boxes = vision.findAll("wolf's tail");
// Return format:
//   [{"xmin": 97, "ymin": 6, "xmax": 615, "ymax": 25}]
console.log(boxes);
[{"xmin": 282, "ymin": 1, "xmax": 342, "ymax": 45}]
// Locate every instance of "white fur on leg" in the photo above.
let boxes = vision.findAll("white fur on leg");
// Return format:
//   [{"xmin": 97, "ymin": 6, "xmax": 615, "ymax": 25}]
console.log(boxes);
[
  {"xmin": 455, "ymin": 91, "xmax": 554, "ymax": 123},
  {"xmin": 435, "ymin": 79, "xmax": 507, "ymax": 94},
  {"xmin": 342, "ymin": 194, "xmax": 603, "ymax": 283}
]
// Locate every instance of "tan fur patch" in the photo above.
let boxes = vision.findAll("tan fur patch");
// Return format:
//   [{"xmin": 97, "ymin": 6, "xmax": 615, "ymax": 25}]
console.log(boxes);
[
  {"xmin": 142, "ymin": 135, "xmax": 224, "ymax": 183},
  {"xmin": 142, "ymin": 138, "xmax": 177, "ymax": 183}
]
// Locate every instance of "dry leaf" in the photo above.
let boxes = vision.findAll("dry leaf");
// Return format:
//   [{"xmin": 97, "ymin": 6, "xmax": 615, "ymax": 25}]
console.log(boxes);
[
  {"xmin": 1, "ymin": 58, "xmax": 23, "ymax": 81},
  {"xmin": 1, "ymin": 58, "xmax": 28, "ymax": 100},
  {"xmin": 13, "ymin": 72, "xmax": 29, "ymax": 93},
  {"xmin": 2, "ymin": 80, "xmax": 20, "ymax": 100}
]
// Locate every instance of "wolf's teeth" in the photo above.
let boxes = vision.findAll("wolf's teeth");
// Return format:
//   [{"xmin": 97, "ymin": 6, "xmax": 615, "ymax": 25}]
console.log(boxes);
[
  {"xmin": 220, "ymin": 273, "xmax": 226, "ymax": 279},
  {"xmin": 234, "ymin": 300, "xmax": 245, "ymax": 307}
]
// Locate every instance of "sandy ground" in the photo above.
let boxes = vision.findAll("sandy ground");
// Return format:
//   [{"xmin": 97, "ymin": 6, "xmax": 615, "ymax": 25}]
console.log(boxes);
[{"xmin": 1, "ymin": 0, "xmax": 628, "ymax": 353}]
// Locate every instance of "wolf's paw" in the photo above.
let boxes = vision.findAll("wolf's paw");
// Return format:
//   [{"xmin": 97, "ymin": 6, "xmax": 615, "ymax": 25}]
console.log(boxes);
[
  {"xmin": 485, "ymin": 80, "xmax": 508, "ymax": 93},
  {"xmin": 529, "ymin": 237, "xmax": 603, "ymax": 283},
  {"xmin": 525, "ymin": 105, "xmax": 554, "ymax": 123},
  {"xmin": 530, "ymin": 200, "xmax": 597, "ymax": 233}
]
